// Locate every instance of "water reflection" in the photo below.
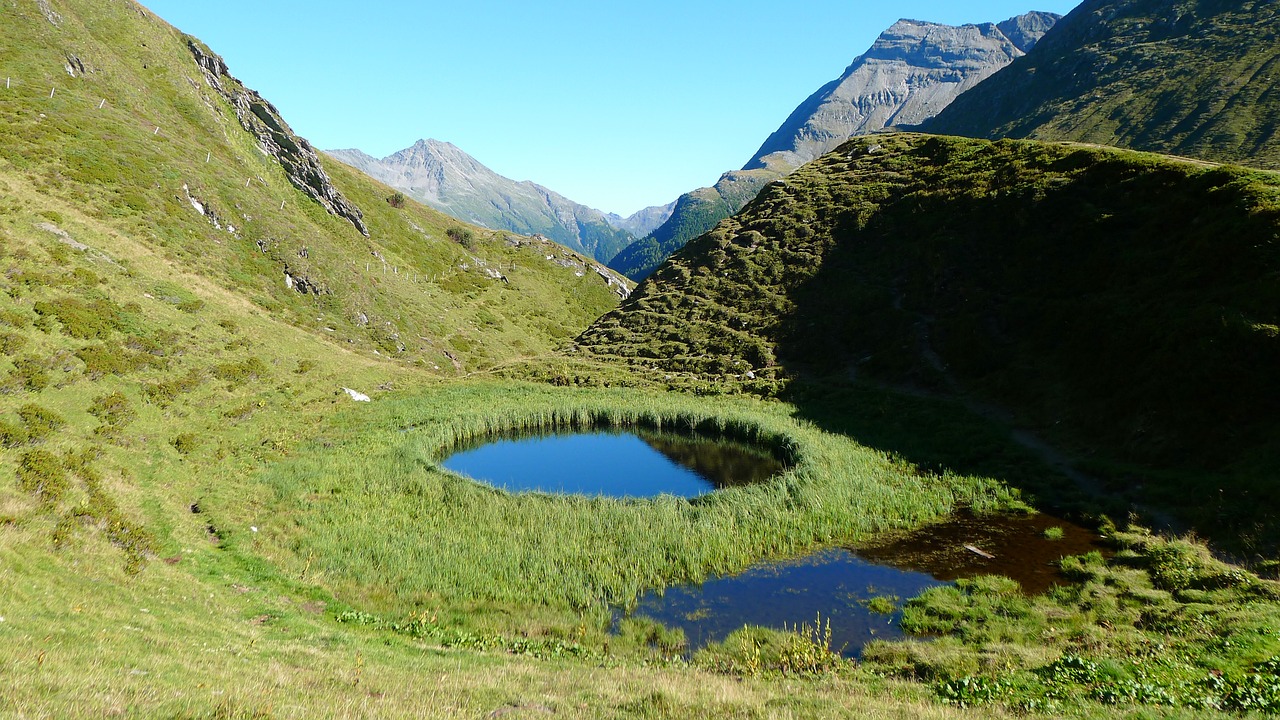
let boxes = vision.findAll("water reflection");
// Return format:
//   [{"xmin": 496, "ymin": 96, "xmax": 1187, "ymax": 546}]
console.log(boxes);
[
  {"xmin": 626, "ymin": 512, "xmax": 1105, "ymax": 656},
  {"xmin": 440, "ymin": 429, "xmax": 784, "ymax": 498}
]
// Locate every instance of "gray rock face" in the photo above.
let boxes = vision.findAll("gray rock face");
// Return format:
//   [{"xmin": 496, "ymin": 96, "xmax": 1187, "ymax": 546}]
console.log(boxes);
[
  {"xmin": 745, "ymin": 12, "xmax": 1060, "ymax": 172},
  {"xmin": 186, "ymin": 39, "xmax": 369, "ymax": 236},
  {"xmin": 328, "ymin": 140, "xmax": 635, "ymax": 263},
  {"xmin": 604, "ymin": 202, "xmax": 677, "ymax": 238}
]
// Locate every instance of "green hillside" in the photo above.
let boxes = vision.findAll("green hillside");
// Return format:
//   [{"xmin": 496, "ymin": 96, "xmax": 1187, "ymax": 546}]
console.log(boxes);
[
  {"xmin": 578, "ymin": 133, "xmax": 1280, "ymax": 547},
  {"xmin": 608, "ymin": 168, "xmax": 777, "ymax": 280},
  {"xmin": 7, "ymin": 2, "xmax": 1280, "ymax": 718},
  {"xmin": 926, "ymin": 0, "xmax": 1280, "ymax": 168}
]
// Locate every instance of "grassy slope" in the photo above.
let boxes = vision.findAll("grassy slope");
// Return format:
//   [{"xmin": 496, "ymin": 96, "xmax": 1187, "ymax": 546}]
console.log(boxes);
[
  {"xmin": 608, "ymin": 169, "xmax": 778, "ymax": 280},
  {"xmin": 577, "ymin": 133, "xmax": 1280, "ymax": 550},
  {"xmin": 3, "ymin": 3, "xmax": 1279, "ymax": 719},
  {"xmin": 925, "ymin": 0, "xmax": 1280, "ymax": 169}
]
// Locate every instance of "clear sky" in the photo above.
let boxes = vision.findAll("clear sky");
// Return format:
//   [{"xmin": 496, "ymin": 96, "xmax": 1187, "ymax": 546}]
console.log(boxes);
[{"xmin": 140, "ymin": 1, "xmax": 1081, "ymax": 217}]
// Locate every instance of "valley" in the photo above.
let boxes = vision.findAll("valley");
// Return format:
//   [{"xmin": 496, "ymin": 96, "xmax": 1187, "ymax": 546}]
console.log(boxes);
[{"xmin": 2, "ymin": 0, "xmax": 1280, "ymax": 718}]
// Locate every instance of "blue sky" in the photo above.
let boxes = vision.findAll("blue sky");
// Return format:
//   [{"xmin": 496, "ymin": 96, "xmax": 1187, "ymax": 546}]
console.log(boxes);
[{"xmin": 141, "ymin": 1, "xmax": 1081, "ymax": 216}]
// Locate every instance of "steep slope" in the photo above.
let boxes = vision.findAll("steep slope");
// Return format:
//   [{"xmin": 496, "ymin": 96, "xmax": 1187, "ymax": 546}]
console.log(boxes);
[
  {"xmin": 0, "ymin": 2, "xmax": 629, "ymax": 373},
  {"xmin": 745, "ymin": 13, "xmax": 1059, "ymax": 172},
  {"xmin": 926, "ymin": 0, "xmax": 1280, "ymax": 168},
  {"xmin": 329, "ymin": 140, "xmax": 638, "ymax": 263},
  {"xmin": 578, "ymin": 133, "xmax": 1280, "ymax": 538},
  {"xmin": 0, "ymin": 0, "xmax": 630, "ymax": 585},
  {"xmin": 610, "ymin": 11, "xmax": 1059, "ymax": 281}
]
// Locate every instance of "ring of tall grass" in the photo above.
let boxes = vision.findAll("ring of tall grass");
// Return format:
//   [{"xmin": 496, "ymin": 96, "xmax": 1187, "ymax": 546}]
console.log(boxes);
[{"xmin": 252, "ymin": 381, "xmax": 1017, "ymax": 630}]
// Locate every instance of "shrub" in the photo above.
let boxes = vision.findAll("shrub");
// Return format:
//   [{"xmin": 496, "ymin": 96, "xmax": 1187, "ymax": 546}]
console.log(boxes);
[
  {"xmin": 446, "ymin": 226, "xmax": 476, "ymax": 248},
  {"xmin": 0, "ymin": 419, "xmax": 28, "ymax": 447},
  {"xmin": 7, "ymin": 354, "xmax": 51, "ymax": 392},
  {"xmin": 0, "ymin": 331, "xmax": 27, "ymax": 355},
  {"xmin": 88, "ymin": 392, "xmax": 134, "ymax": 435},
  {"xmin": 32, "ymin": 297, "xmax": 125, "ymax": 339},
  {"xmin": 16, "ymin": 403, "xmax": 64, "ymax": 441},
  {"xmin": 213, "ymin": 356, "xmax": 269, "ymax": 384},
  {"xmin": 171, "ymin": 432, "xmax": 200, "ymax": 454},
  {"xmin": 16, "ymin": 449, "xmax": 68, "ymax": 504},
  {"xmin": 387, "ymin": 192, "xmax": 406, "ymax": 208},
  {"xmin": 142, "ymin": 369, "xmax": 204, "ymax": 406}
]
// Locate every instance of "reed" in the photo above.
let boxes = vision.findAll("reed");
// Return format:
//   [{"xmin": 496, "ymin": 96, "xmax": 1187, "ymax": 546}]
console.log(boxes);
[{"xmin": 251, "ymin": 380, "xmax": 1021, "ymax": 638}]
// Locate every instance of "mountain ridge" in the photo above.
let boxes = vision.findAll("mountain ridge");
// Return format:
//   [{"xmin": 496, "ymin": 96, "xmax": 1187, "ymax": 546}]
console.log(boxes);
[
  {"xmin": 610, "ymin": 10, "xmax": 1059, "ymax": 281},
  {"xmin": 329, "ymin": 139, "xmax": 669, "ymax": 262}
]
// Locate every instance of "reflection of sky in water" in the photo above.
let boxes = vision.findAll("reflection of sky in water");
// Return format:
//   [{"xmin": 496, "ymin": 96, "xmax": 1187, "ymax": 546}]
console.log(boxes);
[
  {"xmin": 627, "ymin": 548, "xmax": 945, "ymax": 657},
  {"xmin": 440, "ymin": 430, "xmax": 781, "ymax": 498},
  {"xmin": 627, "ymin": 514, "xmax": 1106, "ymax": 657}
]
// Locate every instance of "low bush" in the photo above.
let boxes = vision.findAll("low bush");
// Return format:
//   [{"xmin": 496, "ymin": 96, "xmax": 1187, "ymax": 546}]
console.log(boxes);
[
  {"xmin": 16, "ymin": 449, "xmax": 69, "ymax": 504},
  {"xmin": 16, "ymin": 403, "xmax": 64, "ymax": 441}
]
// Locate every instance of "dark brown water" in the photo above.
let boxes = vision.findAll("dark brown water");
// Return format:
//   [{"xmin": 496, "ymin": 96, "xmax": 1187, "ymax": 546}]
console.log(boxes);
[
  {"xmin": 626, "ymin": 511, "xmax": 1106, "ymax": 657},
  {"xmin": 855, "ymin": 510, "xmax": 1108, "ymax": 596}
]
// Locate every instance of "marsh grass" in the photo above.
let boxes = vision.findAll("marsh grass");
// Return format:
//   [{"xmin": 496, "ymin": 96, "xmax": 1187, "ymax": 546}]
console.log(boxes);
[{"xmin": 254, "ymin": 381, "xmax": 1022, "ymax": 643}]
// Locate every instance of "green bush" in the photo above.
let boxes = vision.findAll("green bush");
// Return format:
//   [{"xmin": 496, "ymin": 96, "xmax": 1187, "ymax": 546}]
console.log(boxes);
[
  {"xmin": 212, "ymin": 356, "xmax": 269, "ymax": 384},
  {"xmin": 6, "ymin": 354, "xmax": 51, "ymax": 392},
  {"xmin": 16, "ymin": 449, "xmax": 68, "ymax": 504},
  {"xmin": 88, "ymin": 392, "xmax": 135, "ymax": 436},
  {"xmin": 171, "ymin": 432, "xmax": 200, "ymax": 455},
  {"xmin": 32, "ymin": 297, "xmax": 126, "ymax": 339},
  {"xmin": 142, "ymin": 369, "xmax": 204, "ymax": 406},
  {"xmin": 0, "ymin": 418, "xmax": 28, "ymax": 448},
  {"xmin": 0, "ymin": 331, "xmax": 27, "ymax": 355},
  {"xmin": 446, "ymin": 226, "xmax": 476, "ymax": 248},
  {"xmin": 16, "ymin": 403, "xmax": 64, "ymax": 441}
]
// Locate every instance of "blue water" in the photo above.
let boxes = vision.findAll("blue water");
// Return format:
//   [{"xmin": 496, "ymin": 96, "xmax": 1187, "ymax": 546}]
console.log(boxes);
[
  {"xmin": 440, "ymin": 430, "xmax": 781, "ymax": 498},
  {"xmin": 627, "ymin": 548, "xmax": 946, "ymax": 657}
]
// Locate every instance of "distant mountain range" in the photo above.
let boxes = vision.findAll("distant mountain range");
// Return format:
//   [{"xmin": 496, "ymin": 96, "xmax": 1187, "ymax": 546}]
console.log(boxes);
[
  {"xmin": 607, "ymin": 11, "xmax": 1060, "ymax": 281},
  {"xmin": 328, "ymin": 140, "xmax": 672, "ymax": 263},
  {"xmin": 925, "ymin": 0, "xmax": 1280, "ymax": 169}
]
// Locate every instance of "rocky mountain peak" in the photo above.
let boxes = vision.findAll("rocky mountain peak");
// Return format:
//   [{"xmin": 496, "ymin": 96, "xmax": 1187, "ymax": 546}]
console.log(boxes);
[{"xmin": 744, "ymin": 11, "xmax": 1060, "ymax": 172}]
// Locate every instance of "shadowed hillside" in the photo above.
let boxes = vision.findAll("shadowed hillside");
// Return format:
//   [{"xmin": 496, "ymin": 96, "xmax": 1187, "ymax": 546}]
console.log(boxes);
[{"xmin": 578, "ymin": 133, "xmax": 1280, "ymax": 545}]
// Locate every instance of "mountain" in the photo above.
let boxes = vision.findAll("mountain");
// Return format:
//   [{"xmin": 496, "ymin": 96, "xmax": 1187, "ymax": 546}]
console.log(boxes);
[
  {"xmin": 744, "ymin": 13, "xmax": 1060, "ymax": 172},
  {"xmin": 577, "ymin": 133, "xmax": 1280, "ymax": 539},
  {"xmin": 329, "ymin": 140, "xmax": 638, "ymax": 263},
  {"xmin": 609, "ymin": 11, "xmax": 1060, "ymax": 281},
  {"xmin": 604, "ymin": 201, "xmax": 676, "ymax": 237},
  {"xmin": 925, "ymin": 0, "xmax": 1280, "ymax": 168}
]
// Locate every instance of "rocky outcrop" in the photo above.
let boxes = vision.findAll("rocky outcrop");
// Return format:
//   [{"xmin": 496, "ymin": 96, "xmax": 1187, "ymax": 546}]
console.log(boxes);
[
  {"xmin": 745, "ymin": 12, "xmax": 1060, "ymax": 172},
  {"xmin": 611, "ymin": 11, "xmax": 1059, "ymax": 281},
  {"xmin": 186, "ymin": 39, "xmax": 368, "ymax": 236},
  {"xmin": 328, "ymin": 140, "xmax": 633, "ymax": 262}
]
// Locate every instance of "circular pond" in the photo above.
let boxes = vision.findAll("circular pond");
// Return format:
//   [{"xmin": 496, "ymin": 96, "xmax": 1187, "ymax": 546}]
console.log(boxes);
[{"xmin": 440, "ymin": 429, "xmax": 785, "ymax": 498}]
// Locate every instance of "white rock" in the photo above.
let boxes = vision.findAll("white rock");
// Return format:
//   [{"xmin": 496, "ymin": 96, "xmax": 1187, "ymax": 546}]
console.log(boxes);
[{"xmin": 341, "ymin": 387, "xmax": 371, "ymax": 402}]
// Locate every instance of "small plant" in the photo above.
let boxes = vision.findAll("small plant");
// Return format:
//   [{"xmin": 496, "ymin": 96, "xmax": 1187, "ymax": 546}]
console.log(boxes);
[
  {"xmin": 936, "ymin": 675, "xmax": 1006, "ymax": 707},
  {"xmin": 294, "ymin": 358, "xmax": 316, "ymax": 374},
  {"xmin": 7, "ymin": 354, "xmax": 51, "ymax": 392},
  {"xmin": 387, "ymin": 191, "xmax": 406, "ymax": 208},
  {"xmin": 171, "ymin": 432, "xmax": 200, "ymax": 455},
  {"xmin": 1043, "ymin": 525, "xmax": 1065, "ymax": 540},
  {"xmin": 865, "ymin": 595, "xmax": 899, "ymax": 614}
]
